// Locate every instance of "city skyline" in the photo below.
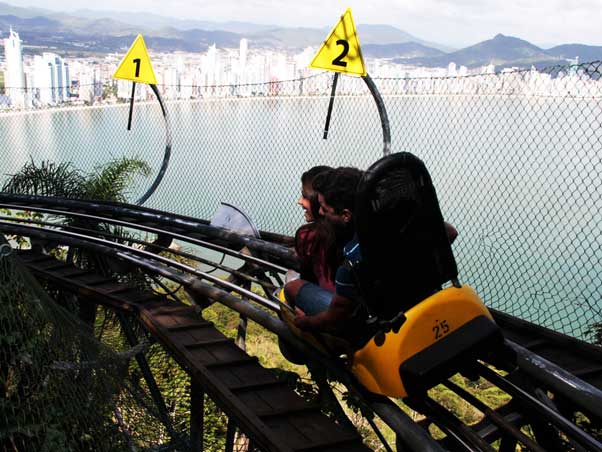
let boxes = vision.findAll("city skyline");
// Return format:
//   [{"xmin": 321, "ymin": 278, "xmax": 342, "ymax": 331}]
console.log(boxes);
[
  {"xmin": 1, "ymin": 26, "xmax": 597, "ymax": 113},
  {"xmin": 6, "ymin": 0, "xmax": 602, "ymax": 49}
]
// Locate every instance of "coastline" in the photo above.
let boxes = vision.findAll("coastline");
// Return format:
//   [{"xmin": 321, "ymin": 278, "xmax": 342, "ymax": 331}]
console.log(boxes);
[{"xmin": 0, "ymin": 88, "xmax": 599, "ymax": 119}]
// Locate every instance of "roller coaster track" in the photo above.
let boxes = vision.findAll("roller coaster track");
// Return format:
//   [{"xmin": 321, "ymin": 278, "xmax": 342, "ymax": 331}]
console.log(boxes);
[
  {"xmin": 1, "ymin": 195, "xmax": 602, "ymax": 451},
  {"xmin": 13, "ymin": 250, "xmax": 370, "ymax": 452}
]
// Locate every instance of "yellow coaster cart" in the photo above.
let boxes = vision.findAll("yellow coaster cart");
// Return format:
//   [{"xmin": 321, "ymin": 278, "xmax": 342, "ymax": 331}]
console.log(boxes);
[{"xmin": 281, "ymin": 152, "xmax": 506, "ymax": 398}]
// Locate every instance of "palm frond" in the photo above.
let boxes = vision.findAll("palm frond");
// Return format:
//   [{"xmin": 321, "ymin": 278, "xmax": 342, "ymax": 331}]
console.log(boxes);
[
  {"xmin": 84, "ymin": 157, "xmax": 151, "ymax": 202},
  {"xmin": 2, "ymin": 159, "xmax": 86, "ymax": 198}
]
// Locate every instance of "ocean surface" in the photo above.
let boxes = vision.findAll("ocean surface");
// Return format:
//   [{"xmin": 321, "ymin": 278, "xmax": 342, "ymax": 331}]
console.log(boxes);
[{"xmin": 1, "ymin": 95, "xmax": 600, "ymax": 341}]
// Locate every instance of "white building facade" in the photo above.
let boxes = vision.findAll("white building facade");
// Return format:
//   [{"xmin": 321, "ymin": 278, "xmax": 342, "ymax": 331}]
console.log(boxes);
[{"xmin": 4, "ymin": 28, "xmax": 26, "ymax": 108}]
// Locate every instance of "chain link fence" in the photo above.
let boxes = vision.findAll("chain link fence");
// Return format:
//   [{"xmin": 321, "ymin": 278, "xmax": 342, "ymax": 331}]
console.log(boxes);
[
  {"xmin": 0, "ymin": 249, "xmax": 130, "ymax": 451},
  {"xmin": 0, "ymin": 61, "xmax": 600, "ymax": 342},
  {"xmin": 0, "ymin": 243, "xmax": 256, "ymax": 451}
]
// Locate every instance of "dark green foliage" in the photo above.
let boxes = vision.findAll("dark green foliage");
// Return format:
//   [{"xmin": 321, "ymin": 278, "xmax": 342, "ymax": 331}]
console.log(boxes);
[
  {"xmin": 1, "ymin": 158, "xmax": 158, "ymax": 450},
  {"xmin": 83, "ymin": 158, "xmax": 151, "ymax": 202},
  {"xmin": 0, "ymin": 254, "xmax": 130, "ymax": 451},
  {"xmin": 2, "ymin": 160, "xmax": 86, "ymax": 198},
  {"xmin": 3, "ymin": 156, "xmax": 153, "ymax": 299},
  {"xmin": 2, "ymin": 157, "xmax": 151, "ymax": 203},
  {"xmin": 587, "ymin": 322, "xmax": 602, "ymax": 346}
]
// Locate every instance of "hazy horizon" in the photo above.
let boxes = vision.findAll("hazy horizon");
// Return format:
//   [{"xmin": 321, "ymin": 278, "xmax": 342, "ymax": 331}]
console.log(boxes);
[{"xmin": 5, "ymin": 0, "xmax": 602, "ymax": 49}]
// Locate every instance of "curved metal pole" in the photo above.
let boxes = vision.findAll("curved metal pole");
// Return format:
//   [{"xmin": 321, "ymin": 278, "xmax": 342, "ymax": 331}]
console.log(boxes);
[
  {"xmin": 135, "ymin": 84, "xmax": 172, "ymax": 206},
  {"xmin": 362, "ymin": 74, "xmax": 391, "ymax": 157},
  {"xmin": 0, "ymin": 203, "xmax": 287, "ymax": 274},
  {"xmin": 0, "ymin": 224, "xmax": 446, "ymax": 452},
  {"xmin": 0, "ymin": 195, "xmax": 298, "ymax": 268},
  {"xmin": 0, "ymin": 221, "xmax": 281, "ymax": 312}
]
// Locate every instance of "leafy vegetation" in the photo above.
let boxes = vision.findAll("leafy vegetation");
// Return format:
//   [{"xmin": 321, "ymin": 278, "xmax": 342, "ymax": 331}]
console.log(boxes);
[
  {"xmin": 587, "ymin": 322, "xmax": 602, "ymax": 347},
  {"xmin": 5, "ymin": 157, "xmax": 596, "ymax": 451},
  {"xmin": 0, "ymin": 254, "xmax": 130, "ymax": 451},
  {"xmin": 2, "ymin": 158, "xmax": 151, "ymax": 202},
  {"xmin": 1, "ymin": 157, "xmax": 155, "ymax": 451}
]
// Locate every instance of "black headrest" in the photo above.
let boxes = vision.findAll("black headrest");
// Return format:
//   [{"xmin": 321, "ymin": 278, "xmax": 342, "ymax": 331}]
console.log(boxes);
[{"xmin": 354, "ymin": 152, "xmax": 458, "ymax": 320}]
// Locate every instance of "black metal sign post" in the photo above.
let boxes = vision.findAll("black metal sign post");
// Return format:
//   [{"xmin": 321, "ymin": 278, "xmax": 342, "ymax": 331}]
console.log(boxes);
[
  {"xmin": 323, "ymin": 72, "xmax": 340, "ymax": 139},
  {"xmin": 127, "ymin": 82, "xmax": 136, "ymax": 131}
]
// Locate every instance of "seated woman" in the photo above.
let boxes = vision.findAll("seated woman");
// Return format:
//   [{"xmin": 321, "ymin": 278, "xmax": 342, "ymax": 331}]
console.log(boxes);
[
  {"xmin": 283, "ymin": 154, "xmax": 502, "ymax": 399},
  {"xmin": 294, "ymin": 166, "xmax": 338, "ymax": 293},
  {"xmin": 287, "ymin": 167, "xmax": 364, "ymax": 328},
  {"xmin": 286, "ymin": 165, "xmax": 460, "ymax": 343}
]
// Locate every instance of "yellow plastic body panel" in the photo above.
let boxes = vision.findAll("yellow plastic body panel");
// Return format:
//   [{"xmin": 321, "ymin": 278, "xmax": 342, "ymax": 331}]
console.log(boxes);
[{"xmin": 351, "ymin": 285, "xmax": 493, "ymax": 398}]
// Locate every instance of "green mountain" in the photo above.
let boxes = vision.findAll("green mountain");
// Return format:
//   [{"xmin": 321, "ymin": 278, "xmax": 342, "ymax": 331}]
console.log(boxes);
[
  {"xmin": 0, "ymin": 2, "xmax": 451, "ymax": 53},
  {"xmin": 72, "ymin": 8, "xmax": 276, "ymax": 34},
  {"xmin": 0, "ymin": 2, "xmax": 599, "ymax": 69},
  {"xmin": 357, "ymin": 24, "xmax": 453, "ymax": 52},
  {"xmin": 546, "ymin": 44, "xmax": 602, "ymax": 62},
  {"xmin": 405, "ymin": 34, "xmax": 565, "ymax": 69},
  {"xmin": 0, "ymin": 1, "xmax": 51, "ymax": 18}
]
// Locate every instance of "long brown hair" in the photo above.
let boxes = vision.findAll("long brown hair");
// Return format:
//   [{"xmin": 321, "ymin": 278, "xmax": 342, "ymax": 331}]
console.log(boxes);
[{"xmin": 295, "ymin": 166, "xmax": 340, "ymax": 284}]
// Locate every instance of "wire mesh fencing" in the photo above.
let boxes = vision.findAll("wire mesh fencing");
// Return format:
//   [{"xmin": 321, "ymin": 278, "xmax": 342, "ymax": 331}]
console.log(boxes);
[
  {"xmin": 0, "ymin": 61, "xmax": 600, "ymax": 342},
  {"xmin": 0, "ymin": 248, "xmax": 130, "ymax": 451},
  {"xmin": 0, "ymin": 244, "xmax": 247, "ymax": 452}
]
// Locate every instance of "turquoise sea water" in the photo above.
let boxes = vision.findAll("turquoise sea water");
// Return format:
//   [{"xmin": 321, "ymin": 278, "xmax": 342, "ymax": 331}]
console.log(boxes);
[{"xmin": 0, "ymin": 95, "xmax": 600, "ymax": 341}]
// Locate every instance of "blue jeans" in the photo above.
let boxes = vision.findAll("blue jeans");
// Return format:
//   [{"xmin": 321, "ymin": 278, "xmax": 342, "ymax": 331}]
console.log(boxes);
[{"xmin": 295, "ymin": 282, "xmax": 334, "ymax": 315}]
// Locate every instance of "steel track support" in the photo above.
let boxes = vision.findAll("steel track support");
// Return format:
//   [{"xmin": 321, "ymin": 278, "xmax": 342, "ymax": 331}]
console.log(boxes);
[
  {"xmin": 225, "ymin": 419, "xmax": 236, "ymax": 452},
  {"xmin": 308, "ymin": 363, "xmax": 357, "ymax": 432},
  {"xmin": 118, "ymin": 312, "xmax": 176, "ymax": 438},
  {"xmin": 498, "ymin": 436, "xmax": 518, "ymax": 452},
  {"xmin": 366, "ymin": 415, "xmax": 394, "ymax": 452},
  {"xmin": 190, "ymin": 380, "xmax": 204, "ymax": 452},
  {"xmin": 476, "ymin": 363, "xmax": 602, "ymax": 451},
  {"xmin": 236, "ymin": 315, "xmax": 248, "ymax": 351}
]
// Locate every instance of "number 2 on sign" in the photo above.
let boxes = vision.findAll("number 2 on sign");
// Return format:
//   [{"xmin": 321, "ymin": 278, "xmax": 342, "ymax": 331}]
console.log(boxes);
[
  {"xmin": 332, "ymin": 40, "xmax": 349, "ymax": 67},
  {"xmin": 133, "ymin": 58, "xmax": 141, "ymax": 78},
  {"xmin": 433, "ymin": 320, "xmax": 450, "ymax": 340}
]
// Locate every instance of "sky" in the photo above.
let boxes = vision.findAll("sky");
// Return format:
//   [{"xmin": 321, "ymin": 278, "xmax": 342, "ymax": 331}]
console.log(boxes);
[{"xmin": 10, "ymin": 0, "xmax": 602, "ymax": 48}]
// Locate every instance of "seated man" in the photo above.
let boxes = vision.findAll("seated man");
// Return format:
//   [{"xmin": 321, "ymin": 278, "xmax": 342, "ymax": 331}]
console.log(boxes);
[
  {"xmin": 285, "ymin": 167, "xmax": 365, "ymax": 336},
  {"xmin": 285, "ymin": 166, "xmax": 459, "ymax": 341}
]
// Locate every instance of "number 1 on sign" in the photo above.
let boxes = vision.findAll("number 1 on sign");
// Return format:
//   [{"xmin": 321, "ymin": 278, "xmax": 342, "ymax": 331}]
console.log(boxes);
[{"xmin": 133, "ymin": 58, "xmax": 141, "ymax": 78}]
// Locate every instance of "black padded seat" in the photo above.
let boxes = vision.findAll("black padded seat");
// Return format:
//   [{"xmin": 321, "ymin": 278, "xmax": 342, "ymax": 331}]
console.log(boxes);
[{"xmin": 354, "ymin": 152, "xmax": 458, "ymax": 322}]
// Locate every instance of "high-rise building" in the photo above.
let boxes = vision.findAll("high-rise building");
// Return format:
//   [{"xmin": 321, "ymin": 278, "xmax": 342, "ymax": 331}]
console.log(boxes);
[
  {"xmin": 200, "ymin": 44, "xmax": 220, "ymax": 95},
  {"xmin": 31, "ymin": 53, "xmax": 70, "ymax": 105},
  {"xmin": 32, "ymin": 55, "xmax": 53, "ymax": 105},
  {"xmin": 45, "ymin": 53, "xmax": 70, "ymax": 103},
  {"xmin": 4, "ymin": 28, "xmax": 25, "ymax": 108},
  {"xmin": 71, "ymin": 61, "xmax": 100, "ymax": 105},
  {"xmin": 239, "ymin": 39, "xmax": 248, "ymax": 79}
]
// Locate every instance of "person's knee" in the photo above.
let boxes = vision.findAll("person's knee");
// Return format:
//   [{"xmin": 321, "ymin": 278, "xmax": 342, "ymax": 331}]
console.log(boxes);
[{"xmin": 284, "ymin": 279, "xmax": 306, "ymax": 303}]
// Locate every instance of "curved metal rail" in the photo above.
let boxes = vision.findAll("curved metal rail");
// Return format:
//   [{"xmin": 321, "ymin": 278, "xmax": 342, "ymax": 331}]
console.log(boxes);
[
  {"xmin": 0, "ymin": 193, "xmax": 297, "ymax": 268},
  {"xmin": 135, "ymin": 84, "xmax": 172, "ymax": 206},
  {"xmin": 2, "ymin": 222, "xmax": 442, "ymax": 452},
  {"xmin": 362, "ymin": 74, "xmax": 391, "ymax": 157},
  {"xmin": 2, "ymin": 205, "xmax": 602, "ymax": 451}
]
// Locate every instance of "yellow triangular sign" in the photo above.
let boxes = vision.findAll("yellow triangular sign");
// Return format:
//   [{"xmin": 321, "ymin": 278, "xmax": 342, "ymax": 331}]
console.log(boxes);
[
  {"xmin": 309, "ymin": 8, "xmax": 366, "ymax": 76},
  {"xmin": 113, "ymin": 34, "xmax": 157, "ymax": 85}
]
